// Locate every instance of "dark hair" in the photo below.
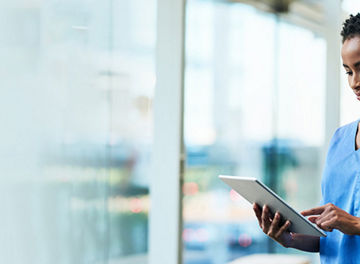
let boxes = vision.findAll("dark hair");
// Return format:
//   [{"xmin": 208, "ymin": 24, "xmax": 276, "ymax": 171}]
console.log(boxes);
[{"xmin": 341, "ymin": 13, "xmax": 360, "ymax": 43}]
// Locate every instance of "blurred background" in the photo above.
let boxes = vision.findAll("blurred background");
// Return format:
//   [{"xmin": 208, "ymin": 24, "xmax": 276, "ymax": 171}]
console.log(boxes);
[{"xmin": 1, "ymin": 0, "xmax": 360, "ymax": 263}]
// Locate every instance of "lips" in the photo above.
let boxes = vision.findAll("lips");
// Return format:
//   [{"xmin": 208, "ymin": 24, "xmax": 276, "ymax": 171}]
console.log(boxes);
[{"xmin": 354, "ymin": 91, "xmax": 360, "ymax": 100}]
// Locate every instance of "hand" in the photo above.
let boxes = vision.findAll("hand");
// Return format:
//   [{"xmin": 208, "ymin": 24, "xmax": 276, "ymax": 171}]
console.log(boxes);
[
  {"xmin": 253, "ymin": 203, "xmax": 292, "ymax": 247},
  {"xmin": 301, "ymin": 203, "xmax": 360, "ymax": 235}
]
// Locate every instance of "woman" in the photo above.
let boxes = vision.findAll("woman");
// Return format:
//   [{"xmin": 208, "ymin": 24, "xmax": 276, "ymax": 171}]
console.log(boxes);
[{"xmin": 253, "ymin": 13, "xmax": 360, "ymax": 263}]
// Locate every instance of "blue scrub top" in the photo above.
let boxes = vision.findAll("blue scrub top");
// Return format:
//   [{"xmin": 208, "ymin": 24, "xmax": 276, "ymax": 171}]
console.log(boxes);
[{"xmin": 320, "ymin": 119, "xmax": 360, "ymax": 263}]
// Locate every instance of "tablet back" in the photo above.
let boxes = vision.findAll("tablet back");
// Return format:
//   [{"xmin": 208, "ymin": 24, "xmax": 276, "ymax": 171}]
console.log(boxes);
[{"xmin": 219, "ymin": 175, "xmax": 326, "ymax": 237}]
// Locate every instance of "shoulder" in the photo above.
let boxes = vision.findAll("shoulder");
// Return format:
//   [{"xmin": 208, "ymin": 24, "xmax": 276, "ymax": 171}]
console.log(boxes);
[
  {"xmin": 332, "ymin": 120, "xmax": 358, "ymax": 142},
  {"xmin": 326, "ymin": 119, "xmax": 358, "ymax": 155}
]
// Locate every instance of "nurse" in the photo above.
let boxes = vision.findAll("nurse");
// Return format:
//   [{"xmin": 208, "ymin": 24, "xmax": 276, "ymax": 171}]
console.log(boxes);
[{"xmin": 253, "ymin": 13, "xmax": 360, "ymax": 263}]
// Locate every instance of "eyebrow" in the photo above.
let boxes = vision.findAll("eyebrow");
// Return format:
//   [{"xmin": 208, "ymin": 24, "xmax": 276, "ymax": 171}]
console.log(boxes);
[{"xmin": 343, "ymin": 61, "xmax": 360, "ymax": 68}]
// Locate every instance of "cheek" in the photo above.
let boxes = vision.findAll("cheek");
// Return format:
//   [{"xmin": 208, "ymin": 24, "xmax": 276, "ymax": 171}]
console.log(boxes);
[{"xmin": 348, "ymin": 75, "xmax": 352, "ymax": 86}]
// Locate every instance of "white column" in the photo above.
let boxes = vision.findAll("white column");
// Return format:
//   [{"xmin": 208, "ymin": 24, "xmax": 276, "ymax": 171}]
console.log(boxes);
[
  {"xmin": 324, "ymin": 0, "xmax": 342, "ymax": 147},
  {"xmin": 149, "ymin": 0, "xmax": 186, "ymax": 263}
]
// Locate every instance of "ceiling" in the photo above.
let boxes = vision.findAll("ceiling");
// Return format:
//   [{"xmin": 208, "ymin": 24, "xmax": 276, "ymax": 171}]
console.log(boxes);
[{"xmin": 225, "ymin": 0, "xmax": 342, "ymax": 35}]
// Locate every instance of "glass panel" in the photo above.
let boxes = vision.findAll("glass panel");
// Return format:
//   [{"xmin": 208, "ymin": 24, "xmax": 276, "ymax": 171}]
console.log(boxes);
[
  {"xmin": 183, "ymin": 1, "xmax": 326, "ymax": 263},
  {"xmin": 0, "ymin": 0, "xmax": 155, "ymax": 263},
  {"xmin": 108, "ymin": 0, "xmax": 155, "ymax": 261},
  {"xmin": 340, "ymin": 4, "xmax": 360, "ymax": 125},
  {"xmin": 341, "ymin": 63, "xmax": 360, "ymax": 125},
  {"xmin": 342, "ymin": 0, "xmax": 360, "ymax": 14}
]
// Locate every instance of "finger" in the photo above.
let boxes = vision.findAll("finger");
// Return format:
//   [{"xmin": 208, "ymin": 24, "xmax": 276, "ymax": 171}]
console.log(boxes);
[
  {"xmin": 253, "ymin": 203, "xmax": 261, "ymax": 215},
  {"xmin": 308, "ymin": 216, "xmax": 318, "ymax": 223},
  {"xmin": 263, "ymin": 205, "xmax": 274, "ymax": 219},
  {"xmin": 320, "ymin": 219, "xmax": 334, "ymax": 232},
  {"xmin": 268, "ymin": 212, "xmax": 281, "ymax": 236},
  {"xmin": 275, "ymin": 220, "xmax": 291, "ymax": 238},
  {"xmin": 301, "ymin": 205, "xmax": 326, "ymax": 216},
  {"xmin": 253, "ymin": 203, "xmax": 262, "ymax": 226},
  {"xmin": 315, "ymin": 213, "xmax": 334, "ymax": 229},
  {"xmin": 272, "ymin": 212, "xmax": 281, "ymax": 226},
  {"xmin": 262, "ymin": 205, "xmax": 272, "ymax": 233}
]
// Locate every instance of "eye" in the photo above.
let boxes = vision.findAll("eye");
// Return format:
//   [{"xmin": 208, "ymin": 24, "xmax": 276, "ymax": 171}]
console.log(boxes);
[{"xmin": 346, "ymin": 71, "xmax": 353, "ymax": 76}]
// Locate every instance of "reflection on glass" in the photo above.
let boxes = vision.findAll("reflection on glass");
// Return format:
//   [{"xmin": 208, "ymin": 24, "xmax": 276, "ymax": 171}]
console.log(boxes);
[
  {"xmin": 183, "ymin": 1, "xmax": 325, "ymax": 263},
  {"xmin": 0, "ymin": 0, "xmax": 155, "ymax": 263}
]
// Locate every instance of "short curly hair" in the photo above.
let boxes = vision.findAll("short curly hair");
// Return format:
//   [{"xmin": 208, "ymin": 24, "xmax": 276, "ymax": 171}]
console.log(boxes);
[{"xmin": 341, "ymin": 13, "xmax": 360, "ymax": 43}]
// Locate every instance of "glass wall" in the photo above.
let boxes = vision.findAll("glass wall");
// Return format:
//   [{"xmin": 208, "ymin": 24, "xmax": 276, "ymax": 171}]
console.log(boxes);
[
  {"xmin": 340, "ymin": 65, "xmax": 360, "ymax": 125},
  {"xmin": 340, "ymin": 2, "xmax": 360, "ymax": 125},
  {"xmin": 183, "ymin": 1, "xmax": 326, "ymax": 263},
  {"xmin": 0, "ymin": 0, "xmax": 155, "ymax": 263}
]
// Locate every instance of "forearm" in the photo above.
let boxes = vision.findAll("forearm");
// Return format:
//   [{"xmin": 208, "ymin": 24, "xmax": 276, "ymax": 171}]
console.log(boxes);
[{"xmin": 287, "ymin": 234, "xmax": 319, "ymax": 252}]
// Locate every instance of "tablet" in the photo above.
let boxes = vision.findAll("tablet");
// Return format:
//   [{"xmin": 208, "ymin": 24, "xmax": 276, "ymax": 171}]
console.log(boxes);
[{"xmin": 219, "ymin": 175, "xmax": 326, "ymax": 237}]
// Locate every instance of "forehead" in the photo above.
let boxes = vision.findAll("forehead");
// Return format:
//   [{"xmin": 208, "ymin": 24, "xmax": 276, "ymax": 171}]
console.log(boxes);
[{"xmin": 341, "ymin": 35, "xmax": 360, "ymax": 66}]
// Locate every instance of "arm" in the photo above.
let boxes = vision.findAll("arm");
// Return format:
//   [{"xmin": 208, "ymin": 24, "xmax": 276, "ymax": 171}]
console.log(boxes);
[
  {"xmin": 253, "ymin": 203, "xmax": 319, "ymax": 252},
  {"xmin": 287, "ymin": 234, "xmax": 319, "ymax": 252}
]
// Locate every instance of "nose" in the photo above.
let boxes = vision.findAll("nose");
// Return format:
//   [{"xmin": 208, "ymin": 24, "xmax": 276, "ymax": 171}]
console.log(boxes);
[{"xmin": 350, "ymin": 73, "xmax": 360, "ymax": 90}]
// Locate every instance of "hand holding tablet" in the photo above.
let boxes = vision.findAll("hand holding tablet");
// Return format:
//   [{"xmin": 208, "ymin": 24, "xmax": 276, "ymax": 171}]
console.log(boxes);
[
  {"xmin": 219, "ymin": 175, "xmax": 326, "ymax": 237},
  {"xmin": 253, "ymin": 203, "xmax": 293, "ymax": 247}
]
